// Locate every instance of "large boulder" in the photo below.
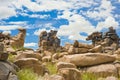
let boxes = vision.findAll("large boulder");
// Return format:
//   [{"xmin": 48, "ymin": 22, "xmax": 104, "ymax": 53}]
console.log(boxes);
[
  {"xmin": 0, "ymin": 61, "xmax": 18, "ymax": 80},
  {"xmin": 42, "ymin": 56, "xmax": 51, "ymax": 62},
  {"xmin": 14, "ymin": 58, "xmax": 47, "ymax": 75},
  {"xmin": 15, "ymin": 52, "xmax": 42, "ymax": 61},
  {"xmin": 78, "ymin": 43, "xmax": 93, "ymax": 49},
  {"xmin": 84, "ymin": 64, "xmax": 118, "ymax": 77},
  {"xmin": 68, "ymin": 46, "xmax": 89, "ymax": 54},
  {"xmin": 59, "ymin": 53, "xmax": 116, "ymax": 67},
  {"xmin": 56, "ymin": 62, "xmax": 76, "ymax": 71},
  {"xmin": 58, "ymin": 68, "xmax": 82, "ymax": 80}
]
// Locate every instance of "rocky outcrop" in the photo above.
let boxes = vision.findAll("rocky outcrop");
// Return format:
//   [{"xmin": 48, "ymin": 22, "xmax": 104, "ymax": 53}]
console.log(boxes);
[
  {"xmin": 59, "ymin": 53, "xmax": 116, "ymax": 67},
  {"xmin": 65, "ymin": 40, "xmax": 93, "ymax": 54},
  {"xmin": 10, "ymin": 28, "xmax": 26, "ymax": 49},
  {"xmin": 38, "ymin": 30, "xmax": 61, "ymax": 53}
]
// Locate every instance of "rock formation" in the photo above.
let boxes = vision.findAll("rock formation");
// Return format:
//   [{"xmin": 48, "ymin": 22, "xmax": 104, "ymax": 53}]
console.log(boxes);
[
  {"xmin": 10, "ymin": 28, "xmax": 26, "ymax": 49},
  {"xmin": 0, "ymin": 41, "xmax": 18, "ymax": 80},
  {"xmin": 38, "ymin": 30, "xmax": 61, "ymax": 53}
]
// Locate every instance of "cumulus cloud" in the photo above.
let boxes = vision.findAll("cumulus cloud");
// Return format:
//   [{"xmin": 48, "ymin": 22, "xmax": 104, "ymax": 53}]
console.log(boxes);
[
  {"xmin": 0, "ymin": 0, "xmax": 16, "ymax": 19},
  {"xmin": 0, "ymin": 25, "xmax": 23, "ymax": 30},
  {"xmin": 34, "ymin": 28, "xmax": 48, "ymax": 36},
  {"xmin": 24, "ymin": 42, "xmax": 37, "ymax": 47},
  {"xmin": 85, "ymin": 0, "xmax": 115, "ymax": 20},
  {"xmin": 2, "ymin": 30, "xmax": 11, "ymax": 34},
  {"xmin": 57, "ymin": 14, "xmax": 95, "ymax": 40},
  {"xmin": 96, "ymin": 16, "xmax": 119, "ymax": 31}
]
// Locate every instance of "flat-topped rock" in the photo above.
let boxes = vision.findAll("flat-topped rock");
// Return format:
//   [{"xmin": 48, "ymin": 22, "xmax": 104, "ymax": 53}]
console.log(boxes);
[{"xmin": 59, "ymin": 53, "xmax": 116, "ymax": 67}]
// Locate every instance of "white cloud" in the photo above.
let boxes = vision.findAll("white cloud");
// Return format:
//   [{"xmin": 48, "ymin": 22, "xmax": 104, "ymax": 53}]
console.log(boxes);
[
  {"xmin": 96, "ymin": 16, "xmax": 119, "ymax": 31},
  {"xmin": 57, "ymin": 14, "xmax": 95, "ymax": 40},
  {"xmin": 24, "ymin": 42, "xmax": 37, "ymax": 47},
  {"xmin": 85, "ymin": 0, "xmax": 115, "ymax": 20},
  {"xmin": 0, "ymin": 25, "xmax": 23, "ymax": 30},
  {"xmin": 9, "ymin": 21, "xmax": 27, "ymax": 25},
  {"xmin": 34, "ymin": 28, "xmax": 48, "ymax": 36},
  {"xmin": 0, "ymin": 0, "xmax": 16, "ymax": 19},
  {"xmin": 2, "ymin": 30, "xmax": 11, "ymax": 34}
]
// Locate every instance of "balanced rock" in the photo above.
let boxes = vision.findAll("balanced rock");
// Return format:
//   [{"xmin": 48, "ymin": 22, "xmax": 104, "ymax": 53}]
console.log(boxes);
[
  {"xmin": 10, "ymin": 28, "xmax": 26, "ymax": 49},
  {"xmin": 59, "ymin": 53, "xmax": 116, "ymax": 67}
]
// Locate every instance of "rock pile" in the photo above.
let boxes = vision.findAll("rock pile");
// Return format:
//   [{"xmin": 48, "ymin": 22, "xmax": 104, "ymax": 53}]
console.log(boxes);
[
  {"xmin": 65, "ymin": 40, "xmax": 93, "ymax": 54},
  {"xmin": 0, "ymin": 42, "xmax": 18, "ymax": 80},
  {"xmin": 38, "ymin": 30, "xmax": 61, "ymax": 53},
  {"xmin": 58, "ymin": 52, "xmax": 120, "ymax": 78}
]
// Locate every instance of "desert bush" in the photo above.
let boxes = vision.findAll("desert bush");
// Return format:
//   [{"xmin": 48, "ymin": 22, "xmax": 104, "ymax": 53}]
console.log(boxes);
[
  {"xmin": 17, "ymin": 68, "xmax": 39, "ymax": 80},
  {"xmin": 46, "ymin": 62, "xmax": 57, "ymax": 75},
  {"xmin": 81, "ymin": 73, "xmax": 98, "ymax": 80}
]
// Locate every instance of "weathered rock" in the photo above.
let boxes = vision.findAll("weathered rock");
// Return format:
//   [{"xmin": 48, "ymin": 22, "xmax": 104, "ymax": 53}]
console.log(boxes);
[
  {"xmin": 59, "ymin": 53, "xmax": 116, "ymax": 67},
  {"xmin": 89, "ymin": 45, "xmax": 102, "ymax": 53},
  {"xmin": 46, "ymin": 74, "xmax": 65, "ymax": 80},
  {"xmin": 68, "ymin": 46, "xmax": 75, "ymax": 54},
  {"xmin": 14, "ymin": 58, "xmax": 46, "ymax": 75},
  {"xmin": 104, "ymin": 76, "xmax": 118, "ymax": 80},
  {"xmin": 42, "ymin": 56, "xmax": 51, "ymax": 62},
  {"xmin": 0, "ymin": 61, "xmax": 18, "ymax": 80},
  {"xmin": 10, "ymin": 28, "xmax": 26, "ymax": 49},
  {"xmin": 68, "ymin": 46, "xmax": 89, "ymax": 54},
  {"xmin": 59, "ymin": 52, "xmax": 68, "ymax": 58},
  {"xmin": 56, "ymin": 62, "xmax": 76, "ymax": 71},
  {"xmin": 84, "ymin": 64, "xmax": 118, "ymax": 77},
  {"xmin": 78, "ymin": 43, "xmax": 93, "ymax": 49},
  {"xmin": 58, "ymin": 68, "xmax": 82, "ymax": 80},
  {"xmin": 38, "ymin": 30, "xmax": 61, "ymax": 53},
  {"xmin": 0, "ymin": 52, "xmax": 9, "ymax": 61},
  {"xmin": 64, "ymin": 43, "xmax": 72, "ymax": 51},
  {"xmin": 114, "ymin": 62, "xmax": 120, "ymax": 77},
  {"xmin": 43, "ymin": 51, "xmax": 52, "ymax": 56},
  {"xmin": 114, "ymin": 48, "xmax": 120, "ymax": 54},
  {"xmin": 73, "ymin": 40, "xmax": 79, "ymax": 48},
  {"xmin": 15, "ymin": 52, "xmax": 42, "ymax": 61},
  {"xmin": 0, "ymin": 42, "xmax": 4, "ymax": 51}
]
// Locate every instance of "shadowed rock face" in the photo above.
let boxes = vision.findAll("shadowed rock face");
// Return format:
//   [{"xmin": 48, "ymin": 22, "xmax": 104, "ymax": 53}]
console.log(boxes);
[{"xmin": 38, "ymin": 30, "xmax": 61, "ymax": 53}]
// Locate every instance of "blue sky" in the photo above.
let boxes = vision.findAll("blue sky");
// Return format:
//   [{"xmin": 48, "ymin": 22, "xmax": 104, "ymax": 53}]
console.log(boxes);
[{"xmin": 0, "ymin": 0, "xmax": 120, "ymax": 50}]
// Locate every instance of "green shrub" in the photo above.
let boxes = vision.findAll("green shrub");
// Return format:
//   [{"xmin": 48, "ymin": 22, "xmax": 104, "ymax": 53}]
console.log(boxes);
[
  {"xmin": 46, "ymin": 62, "xmax": 57, "ymax": 75},
  {"xmin": 17, "ymin": 69, "xmax": 39, "ymax": 80},
  {"xmin": 81, "ymin": 73, "xmax": 98, "ymax": 80},
  {"xmin": 8, "ymin": 54, "xmax": 16, "ymax": 62}
]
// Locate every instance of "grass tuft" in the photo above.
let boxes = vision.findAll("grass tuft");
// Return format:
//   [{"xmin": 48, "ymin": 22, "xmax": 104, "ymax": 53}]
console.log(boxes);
[{"xmin": 17, "ymin": 68, "xmax": 39, "ymax": 80}]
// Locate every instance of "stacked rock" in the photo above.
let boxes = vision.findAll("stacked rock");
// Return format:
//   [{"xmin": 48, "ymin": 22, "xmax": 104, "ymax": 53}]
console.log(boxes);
[
  {"xmin": 38, "ymin": 30, "xmax": 60, "ymax": 53},
  {"xmin": 10, "ymin": 28, "xmax": 26, "ymax": 49},
  {"xmin": 67, "ymin": 40, "xmax": 93, "ymax": 54}
]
